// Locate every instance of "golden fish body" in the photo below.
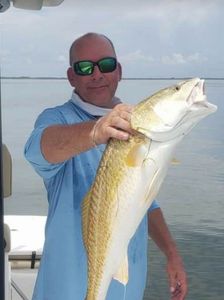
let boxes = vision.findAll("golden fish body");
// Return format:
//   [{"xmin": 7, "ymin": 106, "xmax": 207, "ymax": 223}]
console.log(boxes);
[
  {"xmin": 82, "ymin": 78, "xmax": 217, "ymax": 300},
  {"xmin": 82, "ymin": 134, "xmax": 160, "ymax": 300}
]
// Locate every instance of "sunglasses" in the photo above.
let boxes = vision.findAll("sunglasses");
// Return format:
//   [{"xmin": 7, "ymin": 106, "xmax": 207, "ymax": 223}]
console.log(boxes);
[{"xmin": 72, "ymin": 57, "xmax": 117, "ymax": 76}]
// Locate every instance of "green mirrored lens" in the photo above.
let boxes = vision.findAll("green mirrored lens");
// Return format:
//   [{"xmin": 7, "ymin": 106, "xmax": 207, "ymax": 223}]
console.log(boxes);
[
  {"xmin": 98, "ymin": 58, "xmax": 116, "ymax": 73},
  {"xmin": 76, "ymin": 61, "xmax": 93, "ymax": 75}
]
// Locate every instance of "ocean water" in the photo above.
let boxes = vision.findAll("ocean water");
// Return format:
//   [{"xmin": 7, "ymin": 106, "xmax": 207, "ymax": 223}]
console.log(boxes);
[{"xmin": 1, "ymin": 79, "xmax": 224, "ymax": 299}]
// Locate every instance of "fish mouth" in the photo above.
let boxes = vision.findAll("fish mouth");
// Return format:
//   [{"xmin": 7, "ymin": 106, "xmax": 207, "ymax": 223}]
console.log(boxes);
[
  {"xmin": 187, "ymin": 79, "xmax": 217, "ymax": 113},
  {"xmin": 192, "ymin": 99, "xmax": 217, "ymax": 112}
]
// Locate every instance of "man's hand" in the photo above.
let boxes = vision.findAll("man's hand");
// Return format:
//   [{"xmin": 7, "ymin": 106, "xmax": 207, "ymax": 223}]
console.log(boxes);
[
  {"xmin": 166, "ymin": 254, "xmax": 188, "ymax": 300},
  {"xmin": 148, "ymin": 208, "xmax": 188, "ymax": 300},
  {"xmin": 91, "ymin": 103, "xmax": 134, "ymax": 145}
]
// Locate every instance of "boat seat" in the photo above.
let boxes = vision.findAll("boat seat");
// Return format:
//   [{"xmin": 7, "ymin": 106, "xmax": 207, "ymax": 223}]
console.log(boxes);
[
  {"xmin": 3, "ymin": 145, "xmax": 43, "ymax": 298},
  {"xmin": 3, "ymin": 145, "xmax": 45, "ymax": 269},
  {"xmin": 4, "ymin": 215, "xmax": 46, "ymax": 269}
]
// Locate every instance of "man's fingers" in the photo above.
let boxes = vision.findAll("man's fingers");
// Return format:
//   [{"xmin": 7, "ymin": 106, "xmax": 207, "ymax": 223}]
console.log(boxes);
[
  {"xmin": 170, "ymin": 278, "xmax": 187, "ymax": 300},
  {"xmin": 111, "ymin": 105, "xmax": 133, "ymax": 122},
  {"xmin": 170, "ymin": 281, "xmax": 181, "ymax": 297},
  {"xmin": 110, "ymin": 115, "xmax": 132, "ymax": 133},
  {"xmin": 118, "ymin": 110, "xmax": 132, "ymax": 122},
  {"xmin": 92, "ymin": 104, "xmax": 134, "ymax": 145},
  {"xmin": 114, "ymin": 103, "xmax": 133, "ymax": 114},
  {"xmin": 107, "ymin": 127, "xmax": 130, "ymax": 141},
  {"xmin": 169, "ymin": 275, "xmax": 177, "ymax": 294}
]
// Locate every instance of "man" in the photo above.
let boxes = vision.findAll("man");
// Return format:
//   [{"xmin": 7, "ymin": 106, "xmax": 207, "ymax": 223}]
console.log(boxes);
[{"xmin": 25, "ymin": 32, "xmax": 187, "ymax": 300}]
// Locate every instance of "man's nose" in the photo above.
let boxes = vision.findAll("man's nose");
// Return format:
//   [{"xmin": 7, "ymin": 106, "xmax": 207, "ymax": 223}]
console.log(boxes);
[{"xmin": 91, "ymin": 65, "xmax": 103, "ymax": 79}]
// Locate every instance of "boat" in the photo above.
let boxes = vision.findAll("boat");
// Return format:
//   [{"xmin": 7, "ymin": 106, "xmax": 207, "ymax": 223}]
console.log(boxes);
[{"xmin": 0, "ymin": 1, "xmax": 64, "ymax": 299}]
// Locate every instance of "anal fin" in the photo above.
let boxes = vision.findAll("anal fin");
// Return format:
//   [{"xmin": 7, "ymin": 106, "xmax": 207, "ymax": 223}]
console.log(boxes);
[{"xmin": 113, "ymin": 255, "xmax": 129, "ymax": 285}]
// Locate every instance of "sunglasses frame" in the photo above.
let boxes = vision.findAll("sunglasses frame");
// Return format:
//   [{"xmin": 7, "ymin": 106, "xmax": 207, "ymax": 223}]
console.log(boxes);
[{"xmin": 72, "ymin": 57, "xmax": 117, "ymax": 76}]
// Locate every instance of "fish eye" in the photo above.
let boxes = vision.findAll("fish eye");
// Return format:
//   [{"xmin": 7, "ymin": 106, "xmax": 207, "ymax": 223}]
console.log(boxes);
[{"xmin": 175, "ymin": 85, "xmax": 180, "ymax": 91}]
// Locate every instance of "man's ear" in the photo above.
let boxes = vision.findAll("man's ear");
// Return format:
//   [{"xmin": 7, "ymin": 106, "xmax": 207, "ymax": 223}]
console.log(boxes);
[
  {"xmin": 117, "ymin": 62, "xmax": 122, "ymax": 81},
  {"xmin": 67, "ymin": 67, "xmax": 76, "ymax": 87}
]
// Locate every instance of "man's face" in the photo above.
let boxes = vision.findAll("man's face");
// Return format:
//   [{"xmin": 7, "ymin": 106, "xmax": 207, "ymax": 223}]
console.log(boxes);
[{"xmin": 67, "ymin": 36, "xmax": 122, "ymax": 108}]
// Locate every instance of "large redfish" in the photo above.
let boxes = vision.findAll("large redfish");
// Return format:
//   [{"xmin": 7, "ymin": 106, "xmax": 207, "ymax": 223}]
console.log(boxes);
[{"xmin": 82, "ymin": 78, "xmax": 217, "ymax": 300}]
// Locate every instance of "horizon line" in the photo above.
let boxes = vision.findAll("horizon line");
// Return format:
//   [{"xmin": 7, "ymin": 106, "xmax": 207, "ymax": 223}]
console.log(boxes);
[{"xmin": 1, "ymin": 76, "xmax": 224, "ymax": 80}]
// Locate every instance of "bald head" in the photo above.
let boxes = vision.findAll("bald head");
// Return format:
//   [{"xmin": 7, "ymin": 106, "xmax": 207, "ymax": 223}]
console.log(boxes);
[
  {"xmin": 67, "ymin": 32, "xmax": 122, "ymax": 107},
  {"xmin": 69, "ymin": 32, "xmax": 116, "ymax": 66}
]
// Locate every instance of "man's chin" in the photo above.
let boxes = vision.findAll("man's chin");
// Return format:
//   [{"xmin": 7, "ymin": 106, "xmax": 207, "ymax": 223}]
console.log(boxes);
[
  {"xmin": 86, "ymin": 93, "xmax": 114, "ymax": 108},
  {"xmin": 89, "ymin": 98, "xmax": 112, "ymax": 108}
]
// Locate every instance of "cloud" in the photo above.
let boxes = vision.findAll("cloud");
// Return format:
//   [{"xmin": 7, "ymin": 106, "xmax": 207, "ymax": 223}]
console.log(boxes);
[
  {"xmin": 161, "ymin": 53, "xmax": 208, "ymax": 65},
  {"xmin": 162, "ymin": 53, "xmax": 186, "ymax": 65},
  {"xmin": 120, "ymin": 50, "xmax": 154, "ymax": 64}
]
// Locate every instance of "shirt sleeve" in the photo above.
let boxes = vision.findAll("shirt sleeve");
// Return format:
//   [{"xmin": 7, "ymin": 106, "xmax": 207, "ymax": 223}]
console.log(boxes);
[
  {"xmin": 24, "ymin": 107, "xmax": 67, "ymax": 179},
  {"xmin": 148, "ymin": 200, "xmax": 160, "ymax": 212}
]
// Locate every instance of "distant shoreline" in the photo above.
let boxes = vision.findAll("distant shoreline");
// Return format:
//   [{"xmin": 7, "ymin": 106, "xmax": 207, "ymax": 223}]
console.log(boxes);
[{"xmin": 1, "ymin": 76, "xmax": 224, "ymax": 80}]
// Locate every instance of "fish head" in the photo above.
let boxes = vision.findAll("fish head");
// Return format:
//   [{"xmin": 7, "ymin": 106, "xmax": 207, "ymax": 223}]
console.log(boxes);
[{"xmin": 131, "ymin": 78, "xmax": 217, "ymax": 141}]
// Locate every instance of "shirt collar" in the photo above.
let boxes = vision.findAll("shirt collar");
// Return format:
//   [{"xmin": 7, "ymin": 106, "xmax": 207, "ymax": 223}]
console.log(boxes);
[{"xmin": 71, "ymin": 91, "xmax": 121, "ymax": 117}]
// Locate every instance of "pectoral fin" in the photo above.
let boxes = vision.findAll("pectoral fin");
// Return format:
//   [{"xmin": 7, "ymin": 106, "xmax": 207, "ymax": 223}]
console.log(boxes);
[
  {"xmin": 171, "ymin": 157, "xmax": 180, "ymax": 165},
  {"xmin": 125, "ymin": 142, "xmax": 149, "ymax": 167},
  {"xmin": 113, "ymin": 255, "xmax": 129, "ymax": 285}
]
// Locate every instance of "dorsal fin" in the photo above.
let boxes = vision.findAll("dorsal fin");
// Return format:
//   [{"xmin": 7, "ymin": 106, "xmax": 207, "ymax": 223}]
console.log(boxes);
[{"xmin": 82, "ymin": 188, "xmax": 92, "ymax": 247}]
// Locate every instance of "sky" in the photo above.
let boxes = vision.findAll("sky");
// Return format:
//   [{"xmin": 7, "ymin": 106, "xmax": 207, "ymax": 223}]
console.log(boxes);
[{"xmin": 0, "ymin": 0, "xmax": 224, "ymax": 78}]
